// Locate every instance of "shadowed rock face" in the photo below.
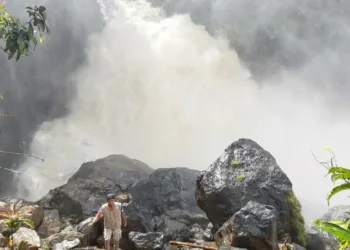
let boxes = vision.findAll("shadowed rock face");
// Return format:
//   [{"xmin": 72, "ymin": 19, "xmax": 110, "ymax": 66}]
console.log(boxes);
[
  {"xmin": 196, "ymin": 138, "xmax": 303, "ymax": 244},
  {"xmin": 37, "ymin": 155, "xmax": 208, "ymax": 245},
  {"xmin": 38, "ymin": 154, "xmax": 154, "ymax": 218},
  {"xmin": 125, "ymin": 167, "xmax": 208, "ymax": 240},
  {"xmin": 216, "ymin": 201, "xmax": 279, "ymax": 250}
]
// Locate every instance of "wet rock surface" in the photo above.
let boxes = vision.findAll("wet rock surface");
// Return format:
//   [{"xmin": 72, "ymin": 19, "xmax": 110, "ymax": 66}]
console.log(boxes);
[{"xmin": 196, "ymin": 138, "xmax": 305, "ymax": 244}]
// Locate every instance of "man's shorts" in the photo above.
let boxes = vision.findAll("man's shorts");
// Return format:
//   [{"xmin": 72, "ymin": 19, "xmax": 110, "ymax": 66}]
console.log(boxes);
[{"xmin": 104, "ymin": 228, "xmax": 122, "ymax": 241}]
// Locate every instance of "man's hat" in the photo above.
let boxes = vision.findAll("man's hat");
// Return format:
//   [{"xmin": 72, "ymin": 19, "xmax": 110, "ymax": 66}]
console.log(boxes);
[{"xmin": 106, "ymin": 193, "xmax": 116, "ymax": 200}]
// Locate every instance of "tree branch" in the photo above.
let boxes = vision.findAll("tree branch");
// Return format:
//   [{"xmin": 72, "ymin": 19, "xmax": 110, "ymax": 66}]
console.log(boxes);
[{"xmin": 0, "ymin": 149, "xmax": 44, "ymax": 161}]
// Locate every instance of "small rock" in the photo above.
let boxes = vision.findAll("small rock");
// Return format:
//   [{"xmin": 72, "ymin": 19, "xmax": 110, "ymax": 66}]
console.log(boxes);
[
  {"xmin": 129, "ymin": 231, "xmax": 164, "ymax": 250},
  {"xmin": 292, "ymin": 243, "xmax": 307, "ymax": 250},
  {"xmin": 203, "ymin": 223, "xmax": 214, "ymax": 241},
  {"xmin": 305, "ymin": 226, "xmax": 325, "ymax": 250},
  {"xmin": 156, "ymin": 218, "xmax": 190, "ymax": 242},
  {"xmin": 189, "ymin": 224, "xmax": 204, "ymax": 243},
  {"xmin": 54, "ymin": 238, "xmax": 80, "ymax": 250},
  {"xmin": 12, "ymin": 227, "xmax": 40, "ymax": 247},
  {"xmin": 0, "ymin": 233, "xmax": 6, "ymax": 247},
  {"xmin": 42, "ymin": 231, "xmax": 87, "ymax": 249}
]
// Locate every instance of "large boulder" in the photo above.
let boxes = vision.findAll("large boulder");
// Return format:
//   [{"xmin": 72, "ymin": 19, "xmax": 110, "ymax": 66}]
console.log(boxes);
[
  {"xmin": 38, "ymin": 155, "xmax": 153, "ymax": 219},
  {"xmin": 126, "ymin": 167, "xmax": 208, "ymax": 238},
  {"xmin": 215, "ymin": 201, "xmax": 279, "ymax": 250},
  {"xmin": 196, "ymin": 138, "xmax": 306, "ymax": 246}
]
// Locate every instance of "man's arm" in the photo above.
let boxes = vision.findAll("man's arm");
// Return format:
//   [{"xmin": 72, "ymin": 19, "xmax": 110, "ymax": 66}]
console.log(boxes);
[{"xmin": 89, "ymin": 209, "xmax": 102, "ymax": 226}]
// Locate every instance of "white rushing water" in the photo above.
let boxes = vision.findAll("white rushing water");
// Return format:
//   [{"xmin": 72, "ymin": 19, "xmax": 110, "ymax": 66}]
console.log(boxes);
[{"xmin": 16, "ymin": 0, "xmax": 350, "ymax": 223}]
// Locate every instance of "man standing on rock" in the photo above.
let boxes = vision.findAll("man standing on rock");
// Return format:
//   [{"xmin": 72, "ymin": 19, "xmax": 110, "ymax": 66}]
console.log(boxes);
[{"xmin": 89, "ymin": 193, "xmax": 127, "ymax": 250}]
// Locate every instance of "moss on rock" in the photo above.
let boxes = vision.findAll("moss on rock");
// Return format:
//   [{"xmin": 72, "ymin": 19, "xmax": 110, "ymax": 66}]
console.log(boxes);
[{"xmin": 287, "ymin": 191, "xmax": 307, "ymax": 247}]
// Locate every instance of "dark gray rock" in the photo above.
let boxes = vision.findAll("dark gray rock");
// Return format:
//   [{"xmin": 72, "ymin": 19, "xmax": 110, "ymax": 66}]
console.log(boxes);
[
  {"xmin": 129, "ymin": 231, "xmax": 164, "ymax": 250},
  {"xmin": 196, "ymin": 138, "xmax": 306, "ymax": 245},
  {"xmin": 311, "ymin": 205, "xmax": 350, "ymax": 250},
  {"xmin": 122, "ymin": 201, "xmax": 150, "ymax": 233},
  {"xmin": 155, "ymin": 217, "xmax": 190, "ymax": 242},
  {"xmin": 36, "ymin": 156, "xmax": 209, "ymax": 245},
  {"xmin": 128, "ymin": 167, "xmax": 208, "ymax": 239},
  {"xmin": 38, "ymin": 155, "xmax": 153, "ymax": 219},
  {"xmin": 131, "ymin": 167, "xmax": 205, "ymax": 217},
  {"xmin": 305, "ymin": 226, "xmax": 326, "ymax": 250},
  {"xmin": 292, "ymin": 243, "xmax": 307, "ymax": 250},
  {"xmin": 216, "ymin": 201, "xmax": 279, "ymax": 250}
]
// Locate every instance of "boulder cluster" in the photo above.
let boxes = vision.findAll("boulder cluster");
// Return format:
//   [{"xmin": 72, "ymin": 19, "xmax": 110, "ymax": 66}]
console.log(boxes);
[{"xmin": 0, "ymin": 139, "xmax": 344, "ymax": 249}]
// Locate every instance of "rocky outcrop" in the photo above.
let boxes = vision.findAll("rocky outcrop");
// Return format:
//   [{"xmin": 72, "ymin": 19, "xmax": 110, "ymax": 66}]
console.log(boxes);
[
  {"xmin": 196, "ymin": 138, "xmax": 306, "ymax": 246},
  {"xmin": 38, "ymin": 154, "xmax": 154, "ymax": 218},
  {"xmin": 215, "ymin": 201, "xmax": 279, "ymax": 250},
  {"xmin": 34, "ymin": 154, "xmax": 209, "ymax": 249}
]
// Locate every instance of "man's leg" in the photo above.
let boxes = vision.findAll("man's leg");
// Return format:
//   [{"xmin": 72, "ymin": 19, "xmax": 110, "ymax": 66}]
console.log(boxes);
[
  {"xmin": 104, "ymin": 228, "xmax": 112, "ymax": 250},
  {"xmin": 112, "ymin": 229, "xmax": 122, "ymax": 250}
]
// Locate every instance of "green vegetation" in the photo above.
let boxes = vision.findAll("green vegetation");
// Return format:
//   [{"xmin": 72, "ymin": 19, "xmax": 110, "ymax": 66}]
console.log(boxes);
[
  {"xmin": 0, "ymin": 4, "xmax": 49, "ymax": 61},
  {"xmin": 313, "ymin": 149, "xmax": 350, "ymax": 250},
  {"xmin": 287, "ymin": 191, "xmax": 307, "ymax": 246},
  {"xmin": 236, "ymin": 175, "xmax": 245, "ymax": 182},
  {"xmin": 0, "ymin": 200, "xmax": 36, "ymax": 250},
  {"xmin": 231, "ymin": 160, "xmax": 240, "ymax": 168}
]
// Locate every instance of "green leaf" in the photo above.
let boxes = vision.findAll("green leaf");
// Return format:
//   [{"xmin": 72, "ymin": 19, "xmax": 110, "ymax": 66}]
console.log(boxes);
[
  {"xmin": 331, "ymin": 173, "xmax": 350, "ymax": 183},
  {"xmin": 20, "ymin": 218, "xmax": 34, "ymax": 229},
  {"xmin": 328, "ymin": 167, "xmax": 350, "ymax": 175},
  {"xmin": 324, "ymin": 148, "xmax": 333, "ymax": 152},
  {"xmin": 327, "ymin": 183, "xmax": 350, "ymax": 205},
  {"xmin": 314, "ymin": 220, "xmax": 350, "ymax": 242}
]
